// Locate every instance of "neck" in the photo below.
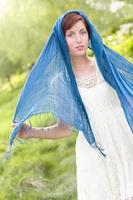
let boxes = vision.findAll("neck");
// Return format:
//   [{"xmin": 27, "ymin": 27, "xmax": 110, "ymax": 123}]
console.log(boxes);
[{"xmin": 70, "ymin": 55, "xmax": 91, "ymax": 72}]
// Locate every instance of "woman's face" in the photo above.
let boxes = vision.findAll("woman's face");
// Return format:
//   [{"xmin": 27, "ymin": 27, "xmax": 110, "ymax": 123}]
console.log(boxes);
[{"xmin": 65, "ymin": 20, "xmax": 89, "ymax": 57}]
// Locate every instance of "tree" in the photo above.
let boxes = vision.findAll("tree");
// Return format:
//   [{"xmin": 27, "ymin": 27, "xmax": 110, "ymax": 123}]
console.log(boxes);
[{"xmin": 0, "ymin": 51, "xmax": 16, "ymax": 89}]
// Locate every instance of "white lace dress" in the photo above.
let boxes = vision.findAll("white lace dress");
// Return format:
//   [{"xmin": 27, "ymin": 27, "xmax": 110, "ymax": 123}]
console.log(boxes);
[{"xmin": 75, "ymin": 62, "xmax": 133, "ymax": 200}]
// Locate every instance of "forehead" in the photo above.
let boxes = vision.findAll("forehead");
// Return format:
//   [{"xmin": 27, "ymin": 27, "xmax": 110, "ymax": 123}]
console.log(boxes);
[{"xmin": 66, "ymin": 20, "xmax": 87, "ymax": 32}]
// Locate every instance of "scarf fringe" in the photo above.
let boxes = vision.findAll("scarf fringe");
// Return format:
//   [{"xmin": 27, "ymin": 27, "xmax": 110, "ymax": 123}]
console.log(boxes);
[
  {"xmin": 91, "ymin": 141, "xmax": 107, "ymax": 158},
  {"xmin": 1, "ymin": 128, "xmax": 30, "ymax": 162}
]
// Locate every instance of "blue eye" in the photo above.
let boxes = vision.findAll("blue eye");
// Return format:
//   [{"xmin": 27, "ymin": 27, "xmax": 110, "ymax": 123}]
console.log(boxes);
[
  {"xmin": 67, "ymin": 33, "xmax": 73, "ymax": 37},
  {"xmin": 81, "ymin": 31, "xmax": 87, "ymax": 34}
]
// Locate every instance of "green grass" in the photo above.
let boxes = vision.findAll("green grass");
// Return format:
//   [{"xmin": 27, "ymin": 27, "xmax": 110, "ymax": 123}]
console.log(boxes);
[{"xmin": 0, "ymin": 73, "xmax": 77, "ymax": 200}]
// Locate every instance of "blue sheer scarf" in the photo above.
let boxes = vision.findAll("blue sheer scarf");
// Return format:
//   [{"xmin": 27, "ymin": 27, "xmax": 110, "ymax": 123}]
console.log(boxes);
[{"xmin": 6, "ymin": 10, "xmax": 133, "ymax": 159}]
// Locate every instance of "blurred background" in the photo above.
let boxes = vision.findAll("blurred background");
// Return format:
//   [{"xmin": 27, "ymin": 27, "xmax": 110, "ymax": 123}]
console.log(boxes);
[{"xmin": 0, "ymin": 0, "xmax": 132, "ymax": 199}]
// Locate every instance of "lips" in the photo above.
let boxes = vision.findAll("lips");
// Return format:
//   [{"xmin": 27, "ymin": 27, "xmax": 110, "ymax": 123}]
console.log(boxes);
[
  {"xmin": 76, "ymin": 45, "xmax": 84, "ymax": 51},
  {"xmin": 76, "ymin": 45, "xmax": 84, "ymax": 48}
]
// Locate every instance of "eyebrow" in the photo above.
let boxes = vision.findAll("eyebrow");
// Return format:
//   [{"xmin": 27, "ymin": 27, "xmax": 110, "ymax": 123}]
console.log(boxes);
[{"xmin": 66, "ymin": 28, "xmax": 87, "ymax": 34}]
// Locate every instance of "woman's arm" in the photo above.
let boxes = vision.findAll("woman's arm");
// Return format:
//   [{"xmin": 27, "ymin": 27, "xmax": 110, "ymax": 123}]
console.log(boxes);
[{"xmin": 14, "ymin": 119, "xmax": 73, "ymax": 139}]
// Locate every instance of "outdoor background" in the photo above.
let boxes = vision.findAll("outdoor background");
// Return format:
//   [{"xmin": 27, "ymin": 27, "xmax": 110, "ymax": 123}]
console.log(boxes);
[{"xmin": 0, "ymin": 0, "xmax": 133, "ymax": 199}]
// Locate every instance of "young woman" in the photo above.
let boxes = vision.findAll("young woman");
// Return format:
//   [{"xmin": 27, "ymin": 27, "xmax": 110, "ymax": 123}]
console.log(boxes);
[{"xmin": 11, "ymin": 11, "xmax": 133, "ymax": 200}]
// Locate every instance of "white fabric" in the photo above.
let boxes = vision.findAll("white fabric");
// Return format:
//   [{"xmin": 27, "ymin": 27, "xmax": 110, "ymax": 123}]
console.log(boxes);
[{"xmin": 75, "ymin": 63, "xmax": 133, "ymax": 200}]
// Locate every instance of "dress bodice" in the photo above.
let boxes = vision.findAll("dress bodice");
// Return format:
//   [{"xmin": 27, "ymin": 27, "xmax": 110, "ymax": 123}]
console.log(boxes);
[
  {"xmin": 75, "ymin": 62, "xmax": 121, "ymax": 115},
  {"xmin": 76, "ymin": 61, "xmax": 104, "ymax": 89}
]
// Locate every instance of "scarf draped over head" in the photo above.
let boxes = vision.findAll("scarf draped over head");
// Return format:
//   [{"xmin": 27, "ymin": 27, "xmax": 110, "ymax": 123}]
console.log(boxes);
[{"xmin": 6, "ymin": 9, "xmax": 133, "ymax": 159}]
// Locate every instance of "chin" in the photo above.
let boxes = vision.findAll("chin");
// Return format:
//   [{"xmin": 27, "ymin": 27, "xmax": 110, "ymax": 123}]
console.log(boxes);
[
  {"xmin": 74, "ymin": 52, "xmax": 86, "ymax": 56},
  {"xmin": 70, "ymin": 50, "xmax": 86, "ymax": 57}
]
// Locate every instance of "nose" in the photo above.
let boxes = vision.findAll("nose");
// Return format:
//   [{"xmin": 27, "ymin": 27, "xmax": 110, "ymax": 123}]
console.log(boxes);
[{"xmin": 75, "ymin": 33, "xmax": 82, "ymax": 43}]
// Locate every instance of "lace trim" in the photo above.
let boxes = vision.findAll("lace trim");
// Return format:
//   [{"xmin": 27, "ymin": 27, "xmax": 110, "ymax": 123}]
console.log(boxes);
[
  {"xmin": 77, "ymin": 73, "xmax": 97, "ymax": 89},
  {"xmin": 76, "ymin": 70, "xmax": 104, "ymax": 89}
]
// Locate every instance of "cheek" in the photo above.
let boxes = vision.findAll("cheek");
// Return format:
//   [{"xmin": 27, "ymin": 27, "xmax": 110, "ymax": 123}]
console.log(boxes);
[
  {"xmin": 66, "ymin": 39, "xmax": 74, "ymax": 51},
  {"xmin": 85, "ymin": 34, "xmax": 89, "ymax": 42},
  {"xmin": 84, "ymin": 35, "xmax": 89, "ymax": 47}
]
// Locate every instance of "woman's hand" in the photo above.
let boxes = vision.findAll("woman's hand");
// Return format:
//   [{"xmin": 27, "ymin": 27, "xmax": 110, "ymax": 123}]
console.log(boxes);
[{"xmin": 12, "ymin": 123, "xmax": 31, "ymax": 139}]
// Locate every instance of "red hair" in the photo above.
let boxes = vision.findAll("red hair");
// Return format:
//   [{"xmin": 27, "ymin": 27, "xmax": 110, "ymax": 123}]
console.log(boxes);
[{"xmin": 62, "ymin": 13, "xmax": 90, "ymax": 37}]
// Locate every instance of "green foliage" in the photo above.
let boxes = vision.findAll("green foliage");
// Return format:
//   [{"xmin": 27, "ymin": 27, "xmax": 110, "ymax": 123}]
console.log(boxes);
[
  {"xmin": 0, "ymin": 51, "xmax": 16, "ymax": 88},
  {"xmin": 104, "ymin": 33, "xmax": 133, "ymax": 62}
]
